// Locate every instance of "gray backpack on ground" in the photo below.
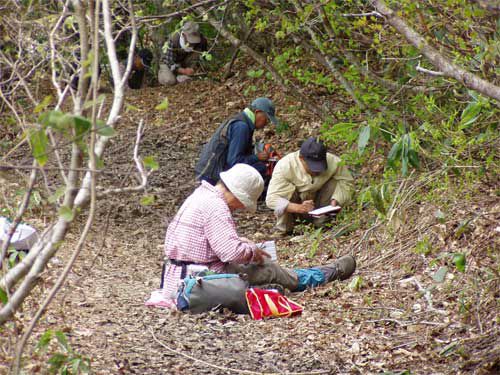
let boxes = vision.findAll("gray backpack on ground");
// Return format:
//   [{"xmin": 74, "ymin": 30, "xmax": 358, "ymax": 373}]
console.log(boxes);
[{"xmin": 176, "ymin": 273, "xmax": 249, "ymax": 314}]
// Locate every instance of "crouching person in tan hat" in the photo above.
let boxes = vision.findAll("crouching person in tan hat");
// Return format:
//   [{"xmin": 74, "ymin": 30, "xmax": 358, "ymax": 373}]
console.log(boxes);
[
  {"xmin": 149, "ymin": 164, "xmax": 356, "ymax": 309},
  {"xmin": 158, "ymin": 21, "xmax": 208, "ymax": 85}
]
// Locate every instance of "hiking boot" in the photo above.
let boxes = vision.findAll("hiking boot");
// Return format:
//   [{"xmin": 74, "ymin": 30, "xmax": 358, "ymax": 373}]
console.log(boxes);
[{"xmin": 318, "ymin": 255, "xmax": 356, "ymax": 282}]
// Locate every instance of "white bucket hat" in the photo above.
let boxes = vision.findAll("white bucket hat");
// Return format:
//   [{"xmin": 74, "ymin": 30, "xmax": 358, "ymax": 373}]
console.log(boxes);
[{"xmin": 220, "ymin": 164, "xmax": 264, "ymax": 213}]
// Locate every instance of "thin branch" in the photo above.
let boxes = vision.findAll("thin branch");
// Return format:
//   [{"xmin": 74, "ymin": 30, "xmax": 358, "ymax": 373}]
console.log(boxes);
[
  {"xmin": 342, "ymin": 11, "xmax": 382, "ymax": 18},
  {"xmin": 416, "ymin": 62, "xmax": 444, "ymax": 77},
  {"xmin": 49, "ymin": 0, "xmax": 71, "ymax": 100},
  {"xmin": 97, "ymin": 120, "xmax": 148, "ymax": 196},
  {"xmin": 0, "ymin": 164, "xmax": 102, "ymax": 173}
]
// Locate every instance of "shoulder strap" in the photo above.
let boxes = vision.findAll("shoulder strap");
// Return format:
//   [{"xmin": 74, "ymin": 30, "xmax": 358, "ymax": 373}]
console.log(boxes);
[{"xmin": 220, "ymin": 112, "xmax": 250, "ymax": 140}]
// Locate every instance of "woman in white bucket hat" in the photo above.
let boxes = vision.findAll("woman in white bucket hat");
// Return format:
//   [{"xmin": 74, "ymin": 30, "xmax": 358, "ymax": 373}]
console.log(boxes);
[{"xmin": 147, "ymin": 164, "xmax": 356, "ymax": 310}]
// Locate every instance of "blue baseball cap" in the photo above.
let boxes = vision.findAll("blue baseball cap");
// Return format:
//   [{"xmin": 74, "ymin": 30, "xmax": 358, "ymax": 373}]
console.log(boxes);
[{"xmin": 251, "ymin": 97, "xmax": 278, "ymax": 125}]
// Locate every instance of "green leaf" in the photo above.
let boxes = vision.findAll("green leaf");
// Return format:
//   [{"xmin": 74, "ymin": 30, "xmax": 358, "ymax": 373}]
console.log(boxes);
[
  {"xmin": 401, "ymin": 154, "xmax": 408, "ymax": 176},
  {"xmin": 59, "ymin": 206, "xmax": 74, "ymax": 222},
  {"xmin": 29, "ymin": 129, "xmax": 49, "ymax": 166},
  {"xmin": 95, "ymin": 155, "xmax": 105, "ymax": 169},
  {"xmin": 155, "ymin": 98, "xmax": 169, "ymax": 111},
  {"xmin": 82, "ymin": 94, "xmax": 106, "ymax": 110},
  {"xmin": 125, "ymin": 104, "xmax": 140, "ymax": 112},
  {"xmin": 460, "ymin": 101, "xmax": 482, "ymax": 128},
  {"xmin": 357, "ymin": 125, "xmax": 370, "ymax": 156},
  {"xmin": 71, "ymin": 358, "xmax": 82, "ymax": 373},
  {"xmin": 53, "ymin": 112, "xmax": 73, "ymax": 131},
  {"xmin": 370, "ymin": 186, "xmax": 386, "ymax": 215},
  {"xmin": 433, "ymin": 266, "xmax": 448, "ymax": 283},
  {"xmin": 96, "ymin": 125, "xmax": 116, "ymax": 137},
  {"xmin": 408, "ymin": 149, "xmax": 420, "ymax": 168},
  {"xmin": 48, "ymin": 352, "xmax": 67, "ymax": 370},
  {"xmin": 348, "ymin": 275, "xmax": 363, "ymax": 291},
  {"xmin": 36, "ymin": 330, "xmax": 54, "ymax": 352},
  {"xmin": 9, "ymin": 250, "xmax": 18, "ymax": 268},
  {"xmin": 48, "ymin": 186, "xmax": 66, "ymax": 204},
  {"xmin": 34, "ymin": 95, "xmax": 53, "ymax": 114},
  {"xmin": 55, "ymin": 331, "xmax": 70, "ymax": 352},
  {"xmin": 387, "ymin": 141, "xmax": 401, "ymax": 168},
  {"xmin": 143, "ymin": 156, "xmax": 159, "ymax": 171},
  {"xmin": 0, "ymin": 287, "xmax": 7, "ymax": 305},
  {"xmin": 452, "ymin": 253, "xmax": 466, "ymax": 272},
  {"xmin": 201, "ymin": 51, "xmax": 212, "ymax": 61},
  {"xmin": 73, "ymin": 115, "xmax": 91, "ymax": 142},
  {"xmin": 140, "ymin": 195, "xmax": 155, "ymax": 206}
]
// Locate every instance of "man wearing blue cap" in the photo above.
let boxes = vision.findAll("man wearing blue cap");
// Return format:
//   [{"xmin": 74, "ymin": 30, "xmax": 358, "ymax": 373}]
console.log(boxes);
[{"xmin": 195, "ymin": 97, "xmax": 278, "ymax": 184}]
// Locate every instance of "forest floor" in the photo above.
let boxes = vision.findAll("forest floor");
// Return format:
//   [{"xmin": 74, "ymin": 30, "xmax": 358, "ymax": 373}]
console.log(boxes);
[{"xmin": 1, "ymin": 65, "xmax": 499, "ymax": 374}]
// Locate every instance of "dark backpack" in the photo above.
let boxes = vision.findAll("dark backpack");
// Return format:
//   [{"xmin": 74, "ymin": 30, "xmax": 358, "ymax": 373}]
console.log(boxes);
[{"xmin": 194, "ymin": 113, "xmax": 249, "ymax": 182}]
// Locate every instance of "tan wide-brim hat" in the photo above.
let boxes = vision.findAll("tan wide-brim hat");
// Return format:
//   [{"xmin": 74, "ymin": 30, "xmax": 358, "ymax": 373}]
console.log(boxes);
[
  {"xmin": 182, "ymin": 21, "xmax": 201, "ymax": 44},
  {"xmin": 220, "ymin": 164, "xmax": 264, "ymax": 213}
]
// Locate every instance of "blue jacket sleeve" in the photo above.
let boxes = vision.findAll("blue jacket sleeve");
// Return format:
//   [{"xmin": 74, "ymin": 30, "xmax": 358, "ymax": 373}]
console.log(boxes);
[{"xmin": 226, "ymin": 121, "xmax": 259, "ymax": 167}]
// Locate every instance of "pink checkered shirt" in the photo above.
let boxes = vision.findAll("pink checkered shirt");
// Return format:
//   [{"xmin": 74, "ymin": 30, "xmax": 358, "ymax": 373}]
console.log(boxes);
[{"xmin": 161, "ymin": 181, "xmax": 255, "ymax": 300}]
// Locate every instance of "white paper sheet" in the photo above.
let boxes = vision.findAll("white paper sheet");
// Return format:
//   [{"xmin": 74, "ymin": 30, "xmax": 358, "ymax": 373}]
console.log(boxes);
[
  {"xmin": 308, "ymin": 205, "xmax": 341, "ymax": 217},
  {"xmin": 256, "ymin": 240, "xmax": 277, "ymax": 261}
]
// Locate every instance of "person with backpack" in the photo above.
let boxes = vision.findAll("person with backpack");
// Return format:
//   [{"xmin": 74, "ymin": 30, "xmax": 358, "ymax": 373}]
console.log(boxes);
[
  {"xmin": 148, "ymin": 164, "xmax": 356, "ymax": 311},
  {"xmin": 195, "ymin": 97, "xmax": 277, "ymax": 185}
]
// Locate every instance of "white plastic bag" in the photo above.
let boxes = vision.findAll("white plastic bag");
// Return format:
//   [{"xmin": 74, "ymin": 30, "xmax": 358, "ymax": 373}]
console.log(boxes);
[{"xmin": 0, "ymin": 217, "xmax": 38, "ymax": 250}]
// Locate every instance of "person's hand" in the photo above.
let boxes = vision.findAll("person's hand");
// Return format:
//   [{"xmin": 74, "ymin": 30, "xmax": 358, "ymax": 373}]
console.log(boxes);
[
  {"xmin": 330, "ymin": 199, "xmax": 342, "ymax": 212},
  {"xmin": 257, "ymin": 151, "xmax": 269, "ymax": 161},
  {"xmin": 240, "ymin": 237, "xmax": 253, "ymax": 244},
  {"xmin": 286, "ymin": 200, "xmax": 315, "ymax": 214},
  {"xmin": 178, "ymin": 67, "xmax": 194, "ymax": 75},
  {"xmin": 300, "ymin": 200, "xmax": 315, "ymax": 214},
  {"xmin": 252, "ymin": 248, "xmax": 271, "ymax": 265}
]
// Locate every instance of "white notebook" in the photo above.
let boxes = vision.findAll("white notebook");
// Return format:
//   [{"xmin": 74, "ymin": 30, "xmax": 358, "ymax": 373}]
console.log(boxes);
[
  {"xmin": 256, "ymin": 240, "xmax": 277, "ymax": 261},
  {"xmin": 308, "ymin": 205, "xmax": 341, "ymax": 217}
]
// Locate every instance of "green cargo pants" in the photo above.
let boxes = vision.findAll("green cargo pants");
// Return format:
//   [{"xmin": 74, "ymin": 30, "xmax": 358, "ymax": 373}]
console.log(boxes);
[{"xmin": 225, "ymin": 261, "xmax": 299, "ymax": 291}]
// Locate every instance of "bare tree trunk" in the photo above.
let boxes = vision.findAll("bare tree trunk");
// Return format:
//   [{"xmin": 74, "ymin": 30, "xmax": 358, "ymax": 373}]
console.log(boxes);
[
  {"xmin": 224, "ymin": 21, "xmax": 255, "ymax": 80},
  {"xmin": 371, "ymin": 0, "xmax": 500, "ymax": 104}
]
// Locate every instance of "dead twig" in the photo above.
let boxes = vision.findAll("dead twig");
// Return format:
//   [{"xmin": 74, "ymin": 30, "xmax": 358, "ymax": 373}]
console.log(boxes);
[{"xmin": 97, "ymin": 120, "xmax": 149, "ymax": 196}]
